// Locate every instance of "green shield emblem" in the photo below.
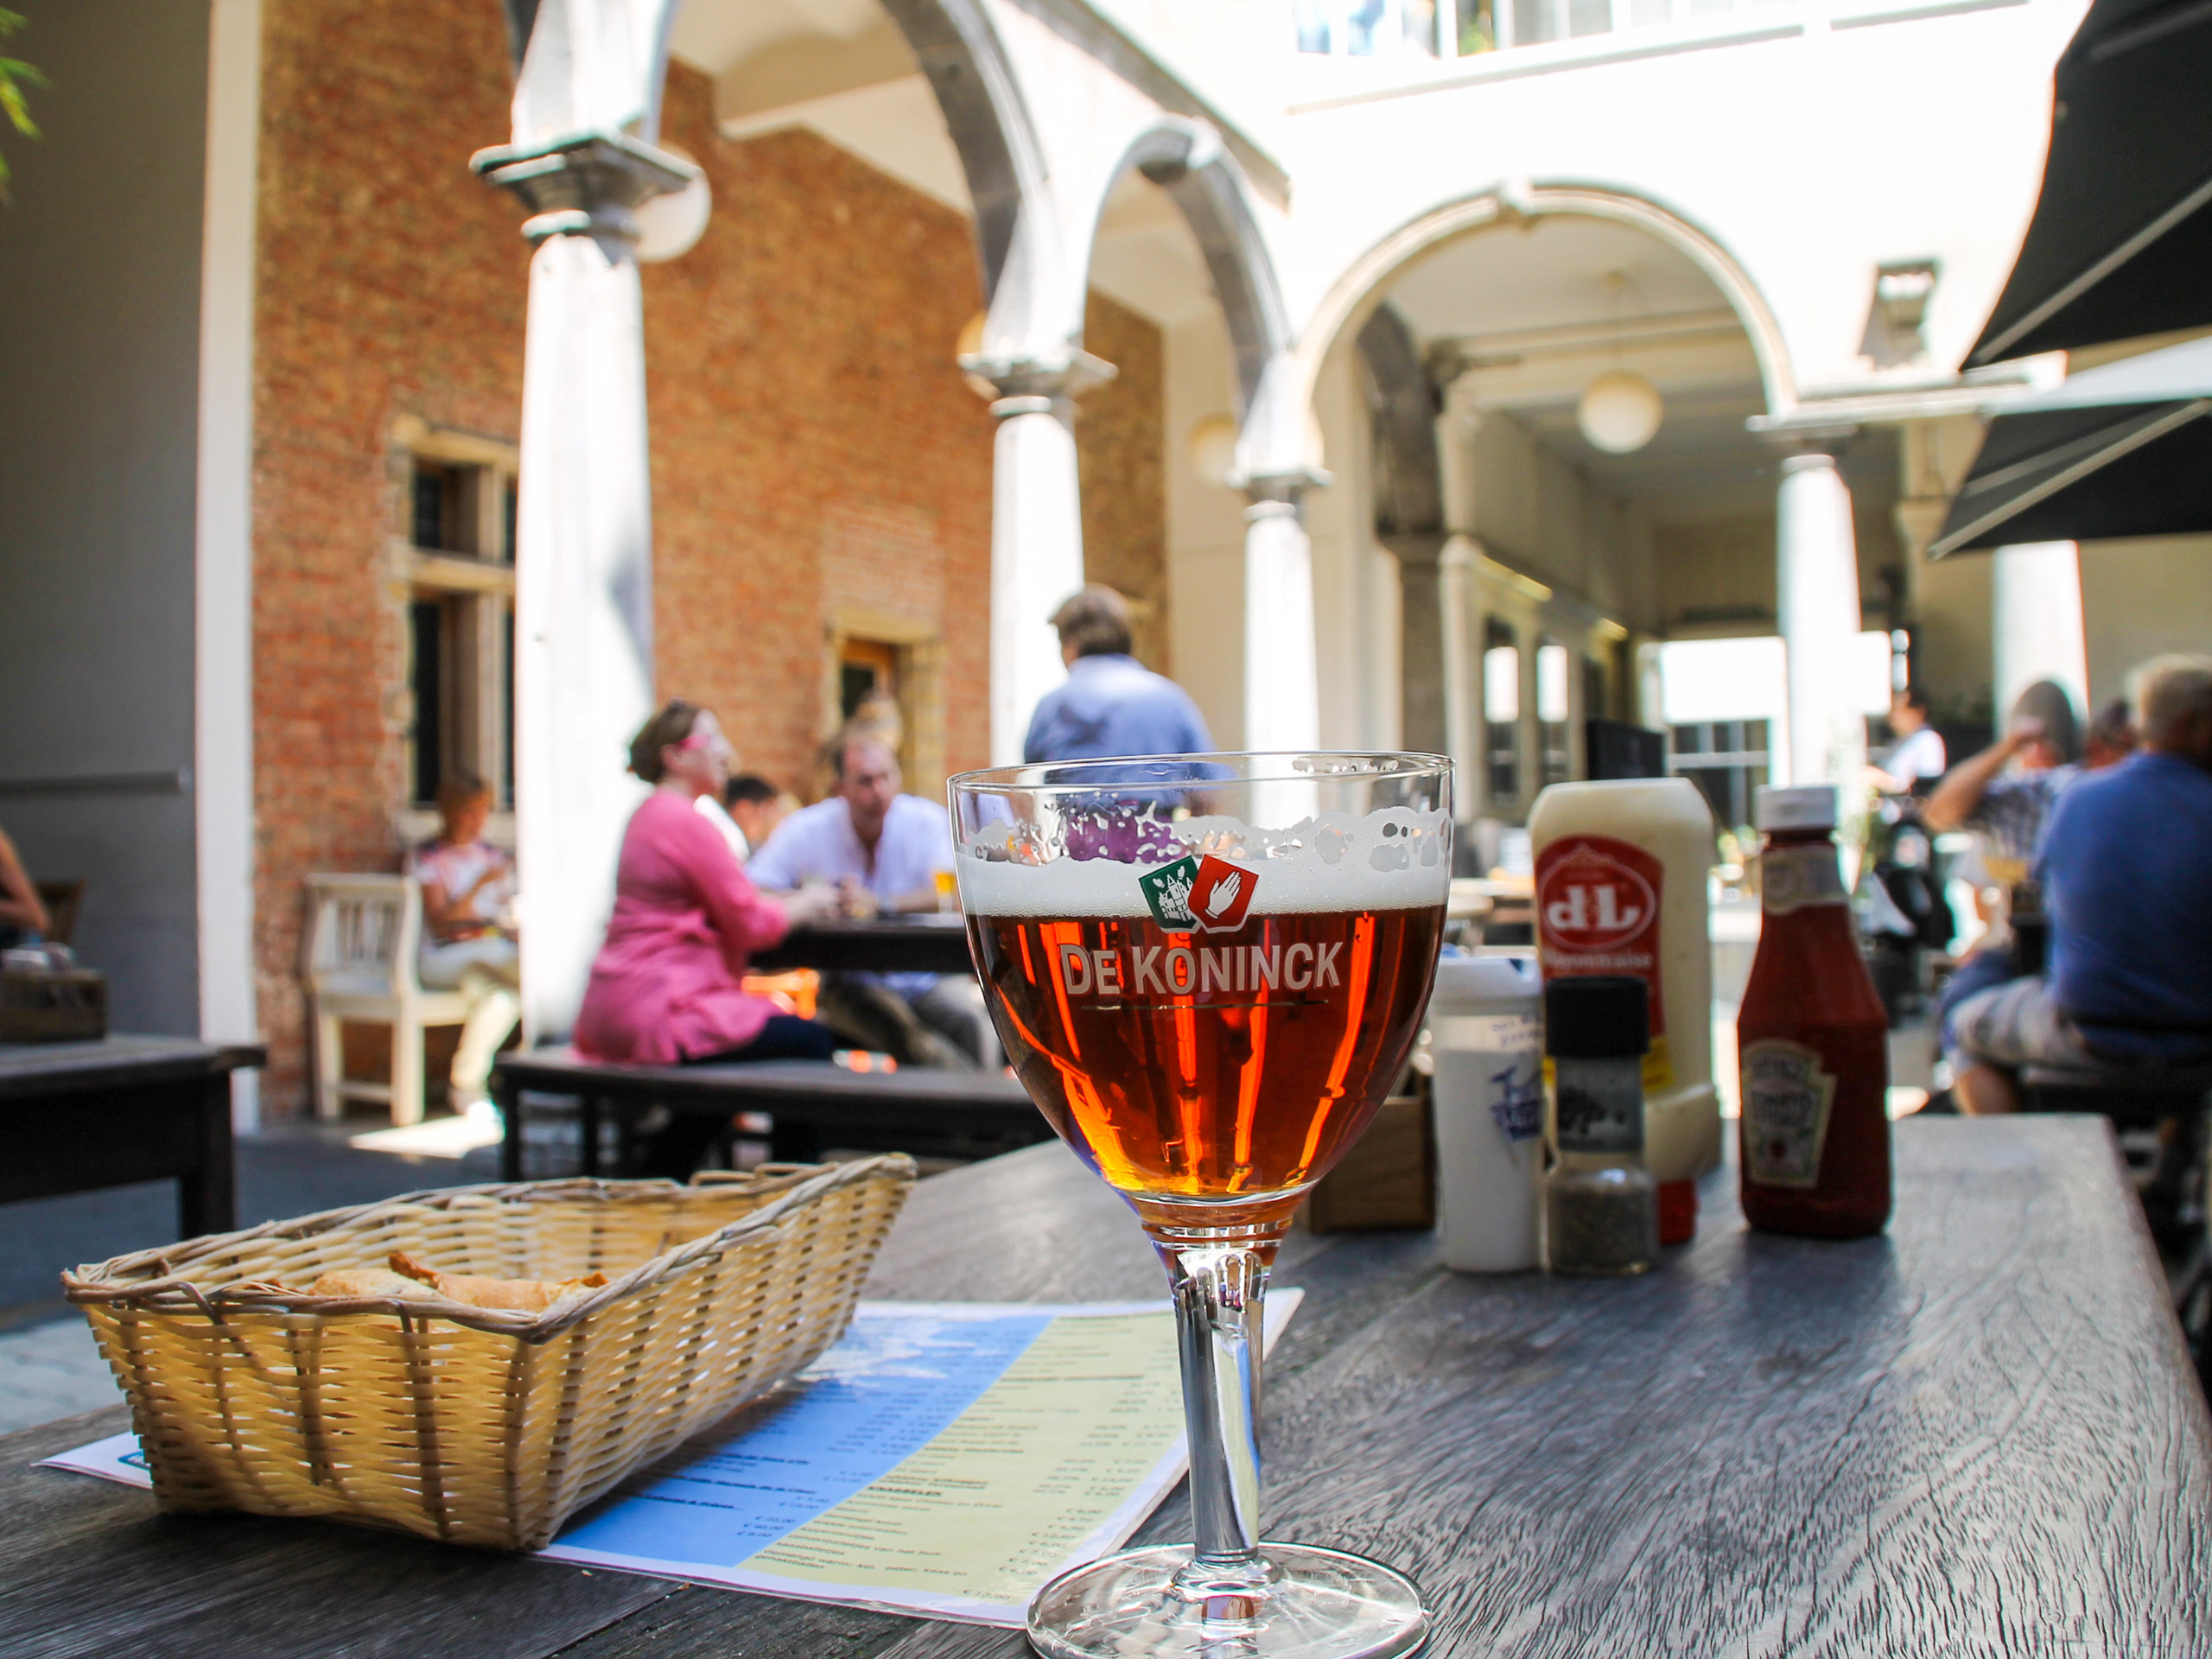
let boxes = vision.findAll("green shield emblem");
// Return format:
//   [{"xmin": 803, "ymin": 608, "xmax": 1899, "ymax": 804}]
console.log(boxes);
[{"xmin": 1138, "ymin": 855, "xmax": 1200, "ymax": 931}]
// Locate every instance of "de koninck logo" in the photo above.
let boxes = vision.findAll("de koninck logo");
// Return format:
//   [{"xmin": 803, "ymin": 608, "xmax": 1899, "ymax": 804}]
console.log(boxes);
[{"xmin": 1137, "ymin": 853, "xmax": 1258, "ymax": 934}]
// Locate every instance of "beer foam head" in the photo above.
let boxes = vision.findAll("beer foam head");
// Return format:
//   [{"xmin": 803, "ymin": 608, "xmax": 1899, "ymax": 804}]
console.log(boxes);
[{"xmin": 957, "ymin": 807, "xmax": 1452, "ymax": 917}]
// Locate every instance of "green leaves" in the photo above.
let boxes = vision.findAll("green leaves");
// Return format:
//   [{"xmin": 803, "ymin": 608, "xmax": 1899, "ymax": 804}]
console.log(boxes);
[{"xmin": 0, "ymin": 6, "xmax": 49, "ymax": 205}]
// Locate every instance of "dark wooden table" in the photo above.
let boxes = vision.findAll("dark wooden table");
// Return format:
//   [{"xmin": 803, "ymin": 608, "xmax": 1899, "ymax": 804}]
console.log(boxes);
[
  {"xmin": 748, "ymin": 914, "xmax": 976, "ymax": 976},
  {"xmin": 4, "ymin": 1116, "xmax": 2209, "ymax": 1656},
  {"xmin": 493, "ymin": 1046, "xmax": 1049, "ymax": 1176},
  {"xmin": 0, "ymin": 1035, "xmax": 262, "ymax": 1239}
]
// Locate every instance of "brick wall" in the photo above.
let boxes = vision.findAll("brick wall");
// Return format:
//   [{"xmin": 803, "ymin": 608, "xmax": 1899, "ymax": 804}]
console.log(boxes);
[
  {"xmin": 251, "ymin": 0, "xmax": 526, "ymax": 1113},
  {"xmin": 645, "ymin": 68, "xmax": 995, "ymax": 807},
  {"xmin": 248, "ymin": 26, "xmax": 1166, "ymax": 1115}
]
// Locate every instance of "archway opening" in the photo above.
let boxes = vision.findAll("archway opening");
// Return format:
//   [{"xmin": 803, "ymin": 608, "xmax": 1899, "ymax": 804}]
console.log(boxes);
[{"xmin": 1319, "ymin": 210, "xmax": 1901, "ymax": 831}]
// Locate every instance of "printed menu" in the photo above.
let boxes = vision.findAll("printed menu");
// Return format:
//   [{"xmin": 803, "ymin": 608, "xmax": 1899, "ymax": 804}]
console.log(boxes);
[{"xmin": 44, "ymin": 1294, "xmax": 1299, "ymax": 1628}]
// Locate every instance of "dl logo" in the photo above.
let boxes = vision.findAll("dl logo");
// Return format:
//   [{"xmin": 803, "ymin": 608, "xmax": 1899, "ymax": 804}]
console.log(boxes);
[{"xmin": 1139, "ymin": 854, "xmax": 1258, "ymax": 933}]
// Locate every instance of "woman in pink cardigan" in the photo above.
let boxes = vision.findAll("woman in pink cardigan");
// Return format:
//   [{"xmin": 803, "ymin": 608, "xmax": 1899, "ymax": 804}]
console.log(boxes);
[{"xmin": 576, "ymin": 699, "xmax": 842, "ymax": 1175}]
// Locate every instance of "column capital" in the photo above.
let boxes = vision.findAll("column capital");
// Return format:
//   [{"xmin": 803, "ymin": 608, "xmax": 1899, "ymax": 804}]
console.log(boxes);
[
  {"xmin": 1240, "ymin": 464, "xmax": 1332, "ymax": 506},
  {"xmin": 1757, "ymin": 421, "xmax": 1859, "ymax": 460},
  {"xmin": 471, "ymin": 130, "xmax": 698, "ymax": 246},
  {"xmin": 1777, "ymin": 448, "xmax": 1848, "ymax": 477},
  {"xmin": 964, "ymin": 348, "xmax": 1117, "ymax": 412}
]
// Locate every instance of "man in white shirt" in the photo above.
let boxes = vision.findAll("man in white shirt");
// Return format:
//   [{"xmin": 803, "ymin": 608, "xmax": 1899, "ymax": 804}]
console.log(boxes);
[
  {"xmin": 1866, "ymin": 687, "xmax": 1947, "ymax": 795},
  {"xmin": 747, "ymin": 734, "xmax": 994, "ymax": 1069}
]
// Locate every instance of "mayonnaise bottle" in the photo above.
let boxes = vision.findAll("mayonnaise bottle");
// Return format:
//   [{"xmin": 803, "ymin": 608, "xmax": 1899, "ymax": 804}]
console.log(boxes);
[{"xmin": 1528, "ymin": 778, "xmax": 1718, "ymax": 1239}]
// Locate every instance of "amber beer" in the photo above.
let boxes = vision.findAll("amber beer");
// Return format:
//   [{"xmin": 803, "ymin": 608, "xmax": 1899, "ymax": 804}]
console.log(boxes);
[{"xmin": 969, "ymin": 903, "xmax": 1444, "ymax": 1225}]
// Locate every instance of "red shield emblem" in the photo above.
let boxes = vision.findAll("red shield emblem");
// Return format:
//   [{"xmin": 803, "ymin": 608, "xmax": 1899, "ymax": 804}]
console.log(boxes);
[{"xmin": 1189, "ymin": 855, "xmax": 1258, "ymax": 933}]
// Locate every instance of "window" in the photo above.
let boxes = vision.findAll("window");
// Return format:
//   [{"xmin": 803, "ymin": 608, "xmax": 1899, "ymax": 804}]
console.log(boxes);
[
  {"xmin": 1483, "ymin": 617, "xmax": 1521, "ymax": 804},
  {"xmin": 1457, "ymin": 0, "xmax": 1497, "ymax": 49},
  {"xmin": 1327, "ymin": 0, "xmax": 1783, "ymax": 56},
  {"xmin": 1669, "ymin": 719, "xmax": 1770, "ymax": 836},
  {"xmin": 404, "ymin": 588, "xmax": 512, "ymax": 811},
  {"xmin": 1294, "ymin": 0, "xmax": 1442, "ymax": 54},
  {"xmin": 409, "ymin": 457, "xmax": 514, "ymax": 562},
  {"xmin": 394, "ymin": 423, "xmax": 518, "ymax": 814},
  {"xmin": 1537, "ymin": 639, "xmax": 1572, "ymax": 788}
]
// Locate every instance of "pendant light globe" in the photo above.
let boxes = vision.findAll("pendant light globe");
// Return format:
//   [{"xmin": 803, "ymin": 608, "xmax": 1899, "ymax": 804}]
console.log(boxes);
[{"xmin": 1578, "ymin": 370, "xmax": 1663, "ymax": 454}]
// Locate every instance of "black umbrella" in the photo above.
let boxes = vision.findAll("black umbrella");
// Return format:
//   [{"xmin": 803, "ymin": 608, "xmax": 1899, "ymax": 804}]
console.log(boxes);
[
  {"xmin": 1964, "ymin": 0, "xmax": 2212, "ymax": 366},
  {"xmin": 1929, "ymin": 335, "xmax": 2212, "ymax": 556}
]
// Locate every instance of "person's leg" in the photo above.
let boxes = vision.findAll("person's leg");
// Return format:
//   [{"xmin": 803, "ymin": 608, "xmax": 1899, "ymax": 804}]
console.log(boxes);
[
  {"xmin": 644, "ymin": 1018, "xmax": 841, "ymax": 1179},
  {"xmin": 449, "ymin": 967, "xmax": 521, "ymax": 1111},
  {"xmin": 423, "ymin": 940, "xmax": 521, "ymax": 1111},
  {"xmin": 911, "ymin": 977, "xmax": 1000, "ymax": 1070},
  {"xmin": 816, "ymin": 976, "xmax": 963, "ymax": 1069},
  {"xmin": 1953, "ymin": 1062, "xmax": 2019, "ymax": 1116},
  {"xmin": 1952, "ymin": 976, "xmax": 2087, "ymax": 1115},
  {"xmin": 688, "ymin": 1016, "xmax": 840, "ymax": 1065},
  {"xmin": 1938, "ymin": 948, "xmax": 2024, "ymax": 1114}
]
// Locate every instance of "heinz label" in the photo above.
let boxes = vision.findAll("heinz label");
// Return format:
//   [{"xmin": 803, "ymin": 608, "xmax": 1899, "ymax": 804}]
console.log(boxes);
[
  {"xmin": 1741, "ymin": 1039, "xmax": 1837, "ymax": 1188},
  {"xmin": 1535, "ymin": 835, "xmax": 1672, "ymax": 1090}
]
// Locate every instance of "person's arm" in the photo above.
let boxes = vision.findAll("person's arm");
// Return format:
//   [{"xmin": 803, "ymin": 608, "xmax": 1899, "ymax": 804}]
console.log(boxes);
[
  {"xmin": 1923, "ymin": 726, "xmax": 2036, "ymax": 833},
  {"xmin": 419, "ymin": 861, "xmax": 501, "ymax": 940},
  {"xmin": 672, "ymin": 813, "xmax": 836, "ymax": 976},
  {"xmin": 741, "ymin": 824, "xmax": 802, "ymax": 894},
  {"xmin": 0, "ymin": 828, "xmax": 48, "ymax": 934}
]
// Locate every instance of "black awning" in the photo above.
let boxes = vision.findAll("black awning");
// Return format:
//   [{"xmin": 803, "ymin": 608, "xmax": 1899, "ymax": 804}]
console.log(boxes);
[
  {"xmin": 1929, "ymin": 335, "xmax": 2212, "ymax": 555},
  {"xmin": 1965, "ymin": 0, "xmax": 2212, "ymax": 366}
]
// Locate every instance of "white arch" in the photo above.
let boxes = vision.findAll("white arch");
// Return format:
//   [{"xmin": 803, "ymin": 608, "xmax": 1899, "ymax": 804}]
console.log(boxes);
[
  {"xmin": 1076, "ymin": 115, "xmax": 1291, "ymax": 419},
  {"xmin": 1288, "ymin": 181, "xmax": 1798, "ymax": 468}
]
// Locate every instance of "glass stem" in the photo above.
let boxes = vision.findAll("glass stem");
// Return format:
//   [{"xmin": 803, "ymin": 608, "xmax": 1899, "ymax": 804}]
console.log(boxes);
[{"xmin": 1162, "ymin": 1241, "xmax": 1270, "ymax": 1569}]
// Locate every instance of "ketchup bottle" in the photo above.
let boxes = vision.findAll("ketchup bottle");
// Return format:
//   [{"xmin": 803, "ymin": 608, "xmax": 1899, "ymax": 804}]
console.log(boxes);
[{"xmin": 1736, "ymin": 785, "xmax": 1891, "ymax": 1237}]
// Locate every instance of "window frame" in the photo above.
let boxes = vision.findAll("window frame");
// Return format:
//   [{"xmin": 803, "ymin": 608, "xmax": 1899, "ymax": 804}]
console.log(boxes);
[{"xmin": 391, "ymin": 418, "xmax": 519, "ymax": 842}]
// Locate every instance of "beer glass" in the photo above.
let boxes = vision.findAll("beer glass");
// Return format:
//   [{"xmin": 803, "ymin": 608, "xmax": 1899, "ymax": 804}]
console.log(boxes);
[{"xmin": 950, "ymin": 753, "xmax": 1450, "ymax": 1659}]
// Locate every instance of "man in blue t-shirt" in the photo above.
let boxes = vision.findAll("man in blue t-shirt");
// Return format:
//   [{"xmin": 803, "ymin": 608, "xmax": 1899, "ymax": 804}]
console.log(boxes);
[
  {"xmin": 1024, "ymin": 585, "xmax": 1214, "ymax": 765},
  {"xmin": 1953, "ymin": 656, "xmax": 2212, "ymax": 1111}
]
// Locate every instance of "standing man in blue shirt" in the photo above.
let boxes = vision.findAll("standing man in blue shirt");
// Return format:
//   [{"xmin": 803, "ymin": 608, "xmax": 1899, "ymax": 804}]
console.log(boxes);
[
  {"xmin": 1024, "ymin": 585, "xmax": 1215, "ymax": 763},
  {"xmin": 1952, "ymin": 655, "xmax": 2212, "ymax": 1112}
]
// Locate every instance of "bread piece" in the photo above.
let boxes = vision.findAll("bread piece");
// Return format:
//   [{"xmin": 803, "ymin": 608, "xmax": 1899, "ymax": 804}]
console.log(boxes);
[
  {"xmin": 309, "ymin": 1267, "xmax": 438, "ymax": 1300},
  {"xmin": 387, "ymin": 1249, "xmax": 608, "ymax": 1313}
]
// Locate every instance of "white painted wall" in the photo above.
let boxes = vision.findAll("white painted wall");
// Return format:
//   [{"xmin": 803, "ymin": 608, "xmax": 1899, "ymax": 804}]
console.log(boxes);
[
  {"xmin": 2079, "ymin": 537, "xmax": 2212, "ymax": 715},
  {"xmin": 1229, "ymin": 0, "xmax": 2085, "ymax": 404}
]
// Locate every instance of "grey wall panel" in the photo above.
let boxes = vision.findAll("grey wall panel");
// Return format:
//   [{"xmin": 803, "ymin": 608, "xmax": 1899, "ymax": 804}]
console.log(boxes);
[{"xmin": 0, "ymin": 0, "xmax": 213, "ymax": 1033}]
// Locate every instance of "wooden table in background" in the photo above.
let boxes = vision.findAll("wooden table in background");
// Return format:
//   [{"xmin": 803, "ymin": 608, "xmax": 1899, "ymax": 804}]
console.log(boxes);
[
  {"xmin": 0, "ymin": 1036, "xmax": 261, "ymax": 1240},
  {"xmin": 748, "ymin": 914, "xmax": 976, "ymax": 977},
  {"xmin": 3, "ymin": 1116, "xmax": 2208, "ymax": 1656}
]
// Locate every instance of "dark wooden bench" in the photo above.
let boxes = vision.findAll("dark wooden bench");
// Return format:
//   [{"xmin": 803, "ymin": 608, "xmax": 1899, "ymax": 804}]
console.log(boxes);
[{"xmin": 492, "ymin": 1046, "xmax": 1048, "ymax": 1179}]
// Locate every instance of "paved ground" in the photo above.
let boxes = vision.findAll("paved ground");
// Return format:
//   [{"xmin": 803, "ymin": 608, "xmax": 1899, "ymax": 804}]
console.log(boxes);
[{"xmin": 0, "ymin": 1114, "xmax": 525, "ymax": 1436}]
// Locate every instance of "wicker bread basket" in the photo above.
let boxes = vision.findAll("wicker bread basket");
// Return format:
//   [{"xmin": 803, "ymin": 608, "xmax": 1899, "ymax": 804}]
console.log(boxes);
[{"xmin": 61, "ymin": 1157, "xmax": 915, "ymax": 1550}]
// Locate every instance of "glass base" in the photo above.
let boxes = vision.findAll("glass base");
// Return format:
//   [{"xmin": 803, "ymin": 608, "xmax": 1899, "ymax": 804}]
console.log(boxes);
[{"xmin": 1026, "ymin": 1543, "xmax": 1429, "ymax": 1659}]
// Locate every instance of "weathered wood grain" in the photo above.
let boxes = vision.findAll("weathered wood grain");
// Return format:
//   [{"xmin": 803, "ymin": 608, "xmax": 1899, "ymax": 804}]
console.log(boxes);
[{"xmin": 2, "ymin": 1117, "xmax": 2204, "ymax": 1657}]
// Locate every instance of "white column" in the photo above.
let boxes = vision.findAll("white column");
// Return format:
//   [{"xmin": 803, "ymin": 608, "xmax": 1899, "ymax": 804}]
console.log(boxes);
[
  {"xmin": 1992, "ymin": 541, "xmax": 2088, "ymax": 721},
  {"xmin": 1242, "ymin": 480, "xmax": 1322, "ymax": 752},
  {"xmin": 1438, "ymin": 533, "xmax": 1480, "ymax": 812},
  {"xmin": 195, "ymin": 0, "xmax": 263, "ymax": 1129},
  {"xmin": 479, "ymin": 135, "xmax": 695, "ymax": 1042},
  {"xmin": 986, "ymin": 393, "xmax": 1085, "ymax": 766},
  {"xmin": 1776, "ymin": 448, "xmax": 1867, "ymax": 790}
]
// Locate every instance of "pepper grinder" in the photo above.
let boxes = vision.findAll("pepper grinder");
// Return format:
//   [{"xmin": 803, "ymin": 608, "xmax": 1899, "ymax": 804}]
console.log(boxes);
[{"xmin": 1543, "ymin": 976, "xmax": 1659, "ymax": 1276}]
